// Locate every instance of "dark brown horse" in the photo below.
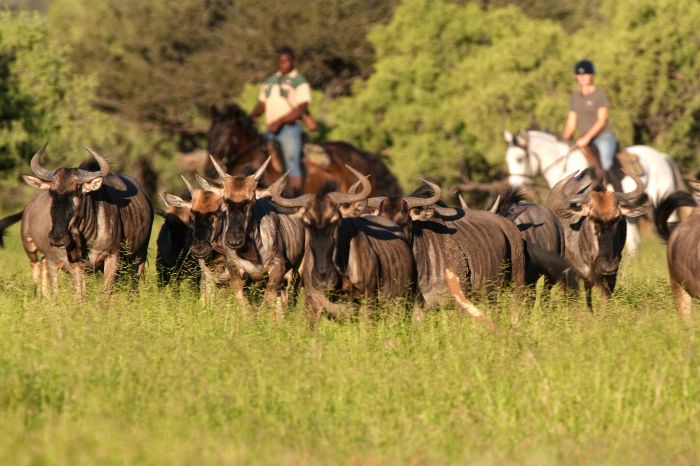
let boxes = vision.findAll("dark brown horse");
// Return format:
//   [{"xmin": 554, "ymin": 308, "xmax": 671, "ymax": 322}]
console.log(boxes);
[{"xmin": 207, "ymin": 104, "xmax": 402, "ymax": 196}]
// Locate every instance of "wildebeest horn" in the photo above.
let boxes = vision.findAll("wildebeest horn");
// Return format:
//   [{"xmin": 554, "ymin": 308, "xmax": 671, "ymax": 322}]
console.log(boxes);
[
  {"xmin": 29, "ymin": 143, "xmax": 54, "ymax": 181},
  {"xmin": 458, "ymin": 194, "xmax": 469, "ymax": 210},
  {"xmin": 80, "ymin": 146, "xmax": 110, "ymax": 182},
  {"xmin": 269, "ymin": 172, "xmax": 313, "ymax": 208},
  {"xmin": 405, "ymin": 177, "xmax": 442, "ymax": 209},
  {"xmin": 569, "ymin": 192, "xmax": 591, "ymax": 205},
  {"xmin": 489, "ymin": 195, "xmax": 501, "ymax": 213},
  {"xmin": 180, "ymin": 175, "xmax": 195, "ymax": 195},
  {"xmin": 348, "ymin": 174, "xmax": 372, "ymax": 195},
  {"xmin": 194, "ymin": 173, "xmax": 223, "ymax": 196},
  {"xmin": 328, "ymin": 165, "xmax": 372, "ymax": 204},
  {"xmin": 209, "ymin": 154, "xmax": 228, "ymax": 180},
  {"xmin": 615, "ymin": 173, "xmax": 644, "ymax": 203},
  {"xmin": 252, "ymin": 155, "xmax": 272, "ymax": 181}
]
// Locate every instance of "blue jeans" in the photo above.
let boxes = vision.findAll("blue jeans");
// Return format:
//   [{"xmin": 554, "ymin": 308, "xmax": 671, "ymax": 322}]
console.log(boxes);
[
  {"xmin": 265, "ymin": 123, "xmax": 302, "ymax": 178},
  {"xmin": 592, "ymin": 132, "xmax": 617, "ymax": 171}
]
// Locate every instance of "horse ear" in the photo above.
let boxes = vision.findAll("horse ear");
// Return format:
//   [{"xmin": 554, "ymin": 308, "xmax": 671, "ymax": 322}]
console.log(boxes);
[
  {"xmin": 209, "ymin": 105, "xmax": 219, "ymax": 120},
  {"xmin": 503, "ymin": 130, "xmax": 514, "ymax": 145},
  {"xmin": 515, "ymin": 131, "xmax": 528, "ymax": 147}
]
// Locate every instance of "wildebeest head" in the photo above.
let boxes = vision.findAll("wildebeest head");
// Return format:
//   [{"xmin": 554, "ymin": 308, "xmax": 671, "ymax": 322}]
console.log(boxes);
[
  {"xmin": 23, "ymin": 144, "xmax": 109, "ymax": 248},
  {"xmin": 270, "ymin": 165, "xmax": 371, "ymax": 288},
  {"xmin": 556, "ymin": 173, "xmax": 647, "ymax": 276},
  {"xmin": 203, "ymin": 155, "xmax": 271, "ymax": 250},
  {"xmin": 163, "ymin": 175, "xmax": 224, "ymax": 259},
  {"xmin": 374, "ymin": 179, "xmax": 441, "ymax": 237}
]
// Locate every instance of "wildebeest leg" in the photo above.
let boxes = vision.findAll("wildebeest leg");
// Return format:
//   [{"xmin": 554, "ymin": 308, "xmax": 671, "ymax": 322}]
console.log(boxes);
[
  {"xmin": 68, "ymin": 264, "xmax": 86, "ymax": 297},
  {"xmin": 585, "ymin": 286, "xmax": 593, "ymax": 310},
  {"xmin": 46, "ymin": 260, "xmax": 61, "ymax": 296},
  {"xmin": 102, "ymin": 253, "xmax": 119, "ymax": 293},
  {"xmin": 31, "ymin": 260, "xmax": 43, "ymax": 296},
  {"xmin": 228, "ymin": 271, "xmax": 250, "ymax": 315},
  {"xmin": 199, "ymin": 258, "xmax": 215, "ymax": 307},
  {"xmin": 263, "ymin": 257, "xmax": 287, "ymax": 318},
  {"xmin": 670, "ymin": 274, "xmax": 692, "ymax": 324}
]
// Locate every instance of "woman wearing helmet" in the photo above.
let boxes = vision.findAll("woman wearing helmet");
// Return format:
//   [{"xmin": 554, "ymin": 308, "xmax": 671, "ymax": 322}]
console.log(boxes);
[{"xmin": 563, "ymin": 60, "xmax": 617, "ymax": 185}]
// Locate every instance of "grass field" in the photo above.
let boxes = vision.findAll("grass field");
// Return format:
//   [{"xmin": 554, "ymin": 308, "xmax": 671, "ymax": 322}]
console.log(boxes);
[{"xmin": 0, "ymin": 221, "xmax": 698, "ymax": 465}]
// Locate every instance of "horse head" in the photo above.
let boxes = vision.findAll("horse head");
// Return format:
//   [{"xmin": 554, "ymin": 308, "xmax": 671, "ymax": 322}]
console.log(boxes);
[
  {"xmin": 504, "ymin": 129, "xmax": 537, "ymax": 186},
  {"xmin": 207, "ymin": 104, "xmax": 260, "ymax": 165}
]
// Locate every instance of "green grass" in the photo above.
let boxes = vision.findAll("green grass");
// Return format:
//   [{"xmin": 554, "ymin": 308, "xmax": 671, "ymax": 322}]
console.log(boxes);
[{"xmin": 0, "ymin": 221, "xmax": 698, "ymax": 465}]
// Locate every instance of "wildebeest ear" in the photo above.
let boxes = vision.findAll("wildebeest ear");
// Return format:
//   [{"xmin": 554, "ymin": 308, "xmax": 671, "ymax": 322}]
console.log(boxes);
[
  {"xmin": 688, "ymin": 180, "xmax": 700, "ymax": 203},
  {"xmin": 620, "ymin": 203, "xmax": 648, "ymax": 218},
  {"xmin": 503, "ymin": 130, "xmax": 514, "ymax": 145},
  {"xmin": 409, "ymin": 207, "xmax": 435, "ymax": 221},
  {"xmin": 209, "ymin": 105, "xmax": 219, "ymax": 120},
  {"xmin": 81, "ymin": 177, "xmax": 103, "ymax": 193},
  {"xmin": 339, "ymin": 200, "xmax": 367, "ymax": 218},
  {"xmin": 162, "ymin": 192, "xmax": 192, "ymax": 209},
  {"xmin": 22, "ymin": 175, "xmax": 50, "ymax": 190}
]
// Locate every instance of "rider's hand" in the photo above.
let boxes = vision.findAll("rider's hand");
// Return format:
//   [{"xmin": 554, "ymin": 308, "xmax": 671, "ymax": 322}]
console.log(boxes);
[
  {"xmin": 267, "ymin": 120, "xmax": 282, "ymax": 133},
  {"xmin": 575, "ymin": 136, "xmax": 591, "ymax": 147}
]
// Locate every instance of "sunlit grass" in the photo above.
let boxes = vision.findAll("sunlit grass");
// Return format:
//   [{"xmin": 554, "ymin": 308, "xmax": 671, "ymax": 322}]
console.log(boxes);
[{"xmin": 0, "ymin": 221, "xmax": 698, "ymax": 465}]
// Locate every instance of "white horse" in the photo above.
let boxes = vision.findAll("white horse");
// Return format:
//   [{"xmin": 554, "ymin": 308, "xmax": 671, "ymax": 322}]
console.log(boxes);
[{"xmin": 503, "ymin": 129, "xmax": 686, "ymax": 252}]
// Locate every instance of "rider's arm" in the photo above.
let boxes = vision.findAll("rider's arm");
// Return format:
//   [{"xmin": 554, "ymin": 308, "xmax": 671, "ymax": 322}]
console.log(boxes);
[
  {"xmin": 249, "ymin": 101, "xmax": 265, "ymax": 120},
  {"xmin": 578, "ymin": 106, "xmax": 608, "ymax": 145},
  {"xmin": 563, "ymin": 111, "xmax": 577, "ymax": 140},
  {"xmin": 275, "ymin": 102, "xmax": 309, "ymax": 126}
]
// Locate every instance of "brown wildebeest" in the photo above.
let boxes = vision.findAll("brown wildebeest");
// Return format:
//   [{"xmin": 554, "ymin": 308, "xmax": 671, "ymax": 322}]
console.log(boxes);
[
  {"xmin": 654, "ymin": 182, "xmax": 700, "ymax": 323},
  {"xmin": 3, "ymin": 144, "xmax": 153, "ymax": 295},
  {"xmin": 546, "ymin": 170, "xmax": 646, "ymax": 306},
  {"xmin": 207, "ymin": 104, "xmax": 402, "ymax": 197}
]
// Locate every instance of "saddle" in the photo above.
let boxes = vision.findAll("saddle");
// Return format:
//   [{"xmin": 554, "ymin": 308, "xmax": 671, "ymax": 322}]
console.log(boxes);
[
  {"xmin": 303, "ymin": 143, "xmax": 332, "ymax": 168},
  {"xmin": 582, "ymin": 145, "xmax": 645, "ymax": 191}
]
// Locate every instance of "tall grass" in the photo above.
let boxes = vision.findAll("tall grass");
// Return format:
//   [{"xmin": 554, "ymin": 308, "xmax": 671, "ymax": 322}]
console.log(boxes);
[{"xmin": 0, "ymin": 223, "xmax": 698, "ymax": 465}]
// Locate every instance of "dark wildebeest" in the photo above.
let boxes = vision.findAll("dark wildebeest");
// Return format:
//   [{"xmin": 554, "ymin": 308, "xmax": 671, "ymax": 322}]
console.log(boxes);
[
  {"xmin": 198, "ymin": 156, "xmax": 306, "ymax": 310},
  {"xmin": 356, "ymin": 180, "xmax": 526, "ymax": 307},
  {"xmin": 207, "ymin": 104, "xmax": 402, "ymax": 196},
  {"xmin": 15, "ymin": 144, "xmax": 153, "ymax": 294},
  {"xmin": 490, "ymin": 186, "xmax": 578, "ymax": 287},
  {"xmin": 546, "ymin": 170, "xmax": 646, "ymax": 306},
  {"xmin": 155, "ymin": 181, "xmax": 197, "ymax": 287},
  {"xmin": 269, "ymin": 166, "xmax": 414, "ymax": 321},
  {"xmin": 654, "ymin": 182, "xmax": 700, "ymax": 322}
]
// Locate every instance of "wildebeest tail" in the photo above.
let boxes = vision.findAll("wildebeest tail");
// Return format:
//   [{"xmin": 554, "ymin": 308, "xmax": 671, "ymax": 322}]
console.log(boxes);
[
  {"xmin": 654, "ymin": 191, "xmax": 696, "ymax": 241},
  {"xmin": 0, "ymin": 210, "xmax": 23, "ymax": 248},
  {"xmin": 525, "ymin": 242, "xmax": 580, "ymax": 290}
]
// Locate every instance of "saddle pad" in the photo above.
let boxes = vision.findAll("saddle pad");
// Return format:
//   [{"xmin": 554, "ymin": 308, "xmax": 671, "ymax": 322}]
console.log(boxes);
[
  {"xmin": 303, "ymin": 143, "xmax": 331, "ymax": 168},
  {"xmin": 617, "ymin": 150, "xmax": 645, "ymax": 177}
]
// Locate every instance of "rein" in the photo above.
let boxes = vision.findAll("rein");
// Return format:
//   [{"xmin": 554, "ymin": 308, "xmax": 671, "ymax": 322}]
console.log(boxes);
[{"xmin": 514, "ymin": 140, "xmax": 578, "ymax": 182}]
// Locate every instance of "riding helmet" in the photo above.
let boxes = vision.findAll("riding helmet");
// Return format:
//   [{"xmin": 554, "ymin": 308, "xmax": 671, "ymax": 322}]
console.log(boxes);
[{"xmin": 574, "ymin": 59, "xmax": 595, "ymax": 75}]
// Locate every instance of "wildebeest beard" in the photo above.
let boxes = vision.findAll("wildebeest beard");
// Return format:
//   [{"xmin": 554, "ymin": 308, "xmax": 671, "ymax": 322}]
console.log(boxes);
[
  {"xmin": 222, "ymin": 199, "xmax": 253, "ymax": 249},
  {"xmin": 48, "ymin": 190, "xmax": 78, "ymax": 248},
  {"xmin": 308, "ymin": 223, "xmax": 340, "ymax": 290}
]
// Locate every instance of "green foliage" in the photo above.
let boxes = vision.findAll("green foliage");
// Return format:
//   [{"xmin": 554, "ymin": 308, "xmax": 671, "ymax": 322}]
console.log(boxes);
[
  {"xmin": 47, "ymin": 0, "xmax": 397, "ymax": 132},
  {"xmin": 0, "ymin": 225, "xmax": 698, "ymax": 464},
  {"xmin": 328, "ymin": 0, "xmax": 700, "ymax": 189},
  {"xmin": 0, "ymin": 11, "xmax": 115, "ymax": 174}
]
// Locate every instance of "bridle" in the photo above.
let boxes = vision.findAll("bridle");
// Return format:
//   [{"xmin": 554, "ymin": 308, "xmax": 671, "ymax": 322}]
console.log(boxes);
[{"xmin": 508, "ymin": 135, "xmax": 578, "ymax": 183}]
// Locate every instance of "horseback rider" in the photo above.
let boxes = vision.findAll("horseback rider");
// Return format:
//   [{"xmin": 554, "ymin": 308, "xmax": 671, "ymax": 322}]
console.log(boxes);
[
  {"xmin": 249, "ymin": 46, "xmax": 311, "ymax": 193},
  {"xmin": 562, "ymin": 59, "xmax": 618, "ymax": 188}
]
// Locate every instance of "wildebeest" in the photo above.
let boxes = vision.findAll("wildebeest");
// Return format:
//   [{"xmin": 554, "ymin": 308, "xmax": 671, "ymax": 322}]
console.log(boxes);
[
  {"xmin": 546, "ymin": 170, "xmax": 646, "ymax": 305},
  {"xmin": 269, "ymin": 166, "xmax": 414, "ymax": 320},
  {"xmin": 362, "ymin": 180, "xmax": 526, "ymax": 307},
  {"xmin": 162, "ymin": 175, "xmax": 231, "ymax": 304},
  {"xmin": 198, "ymin": 156, "xmax": 306, "ymax": 309},
  {"xmin": 12, "ymin": 144, "xmax": 153, "ymax": 294},
  {"xmin": 207, "ymin": 103, "xmax": 402, "ymax": 196},
  {"xmin": 155, "ymin": 182, "xmax": 197, "ymax": 287},
  {"xmin": 490, "ymin": 185, "xmax": 578, "ymax": 287},
  {"xmin": 654, "ymin": 183, "xmax": 700, "ymax": 322}
]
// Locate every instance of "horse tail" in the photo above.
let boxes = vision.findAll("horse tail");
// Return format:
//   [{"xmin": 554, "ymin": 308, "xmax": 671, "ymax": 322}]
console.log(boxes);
[{"xmin": 654, "ymin": 191, "xmax": 696, "ymax": 241}]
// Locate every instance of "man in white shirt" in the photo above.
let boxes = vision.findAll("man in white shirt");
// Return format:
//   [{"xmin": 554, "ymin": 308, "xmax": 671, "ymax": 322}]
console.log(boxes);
[{"xmin": 250, "ymin": 47, "xmax": 311, "ymax": 193}]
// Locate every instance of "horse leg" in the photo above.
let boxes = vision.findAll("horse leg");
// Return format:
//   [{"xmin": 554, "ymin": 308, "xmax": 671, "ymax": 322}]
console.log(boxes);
[{"xmin": 625, "ymin": 217, "xmax": 641, "ymax": 254}]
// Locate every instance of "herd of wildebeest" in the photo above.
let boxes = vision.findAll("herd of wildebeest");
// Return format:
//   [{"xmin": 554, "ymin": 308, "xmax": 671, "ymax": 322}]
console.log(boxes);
[{"xmin": 0, "ymin": 136, "xmax": 699, "ymax": 324}]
